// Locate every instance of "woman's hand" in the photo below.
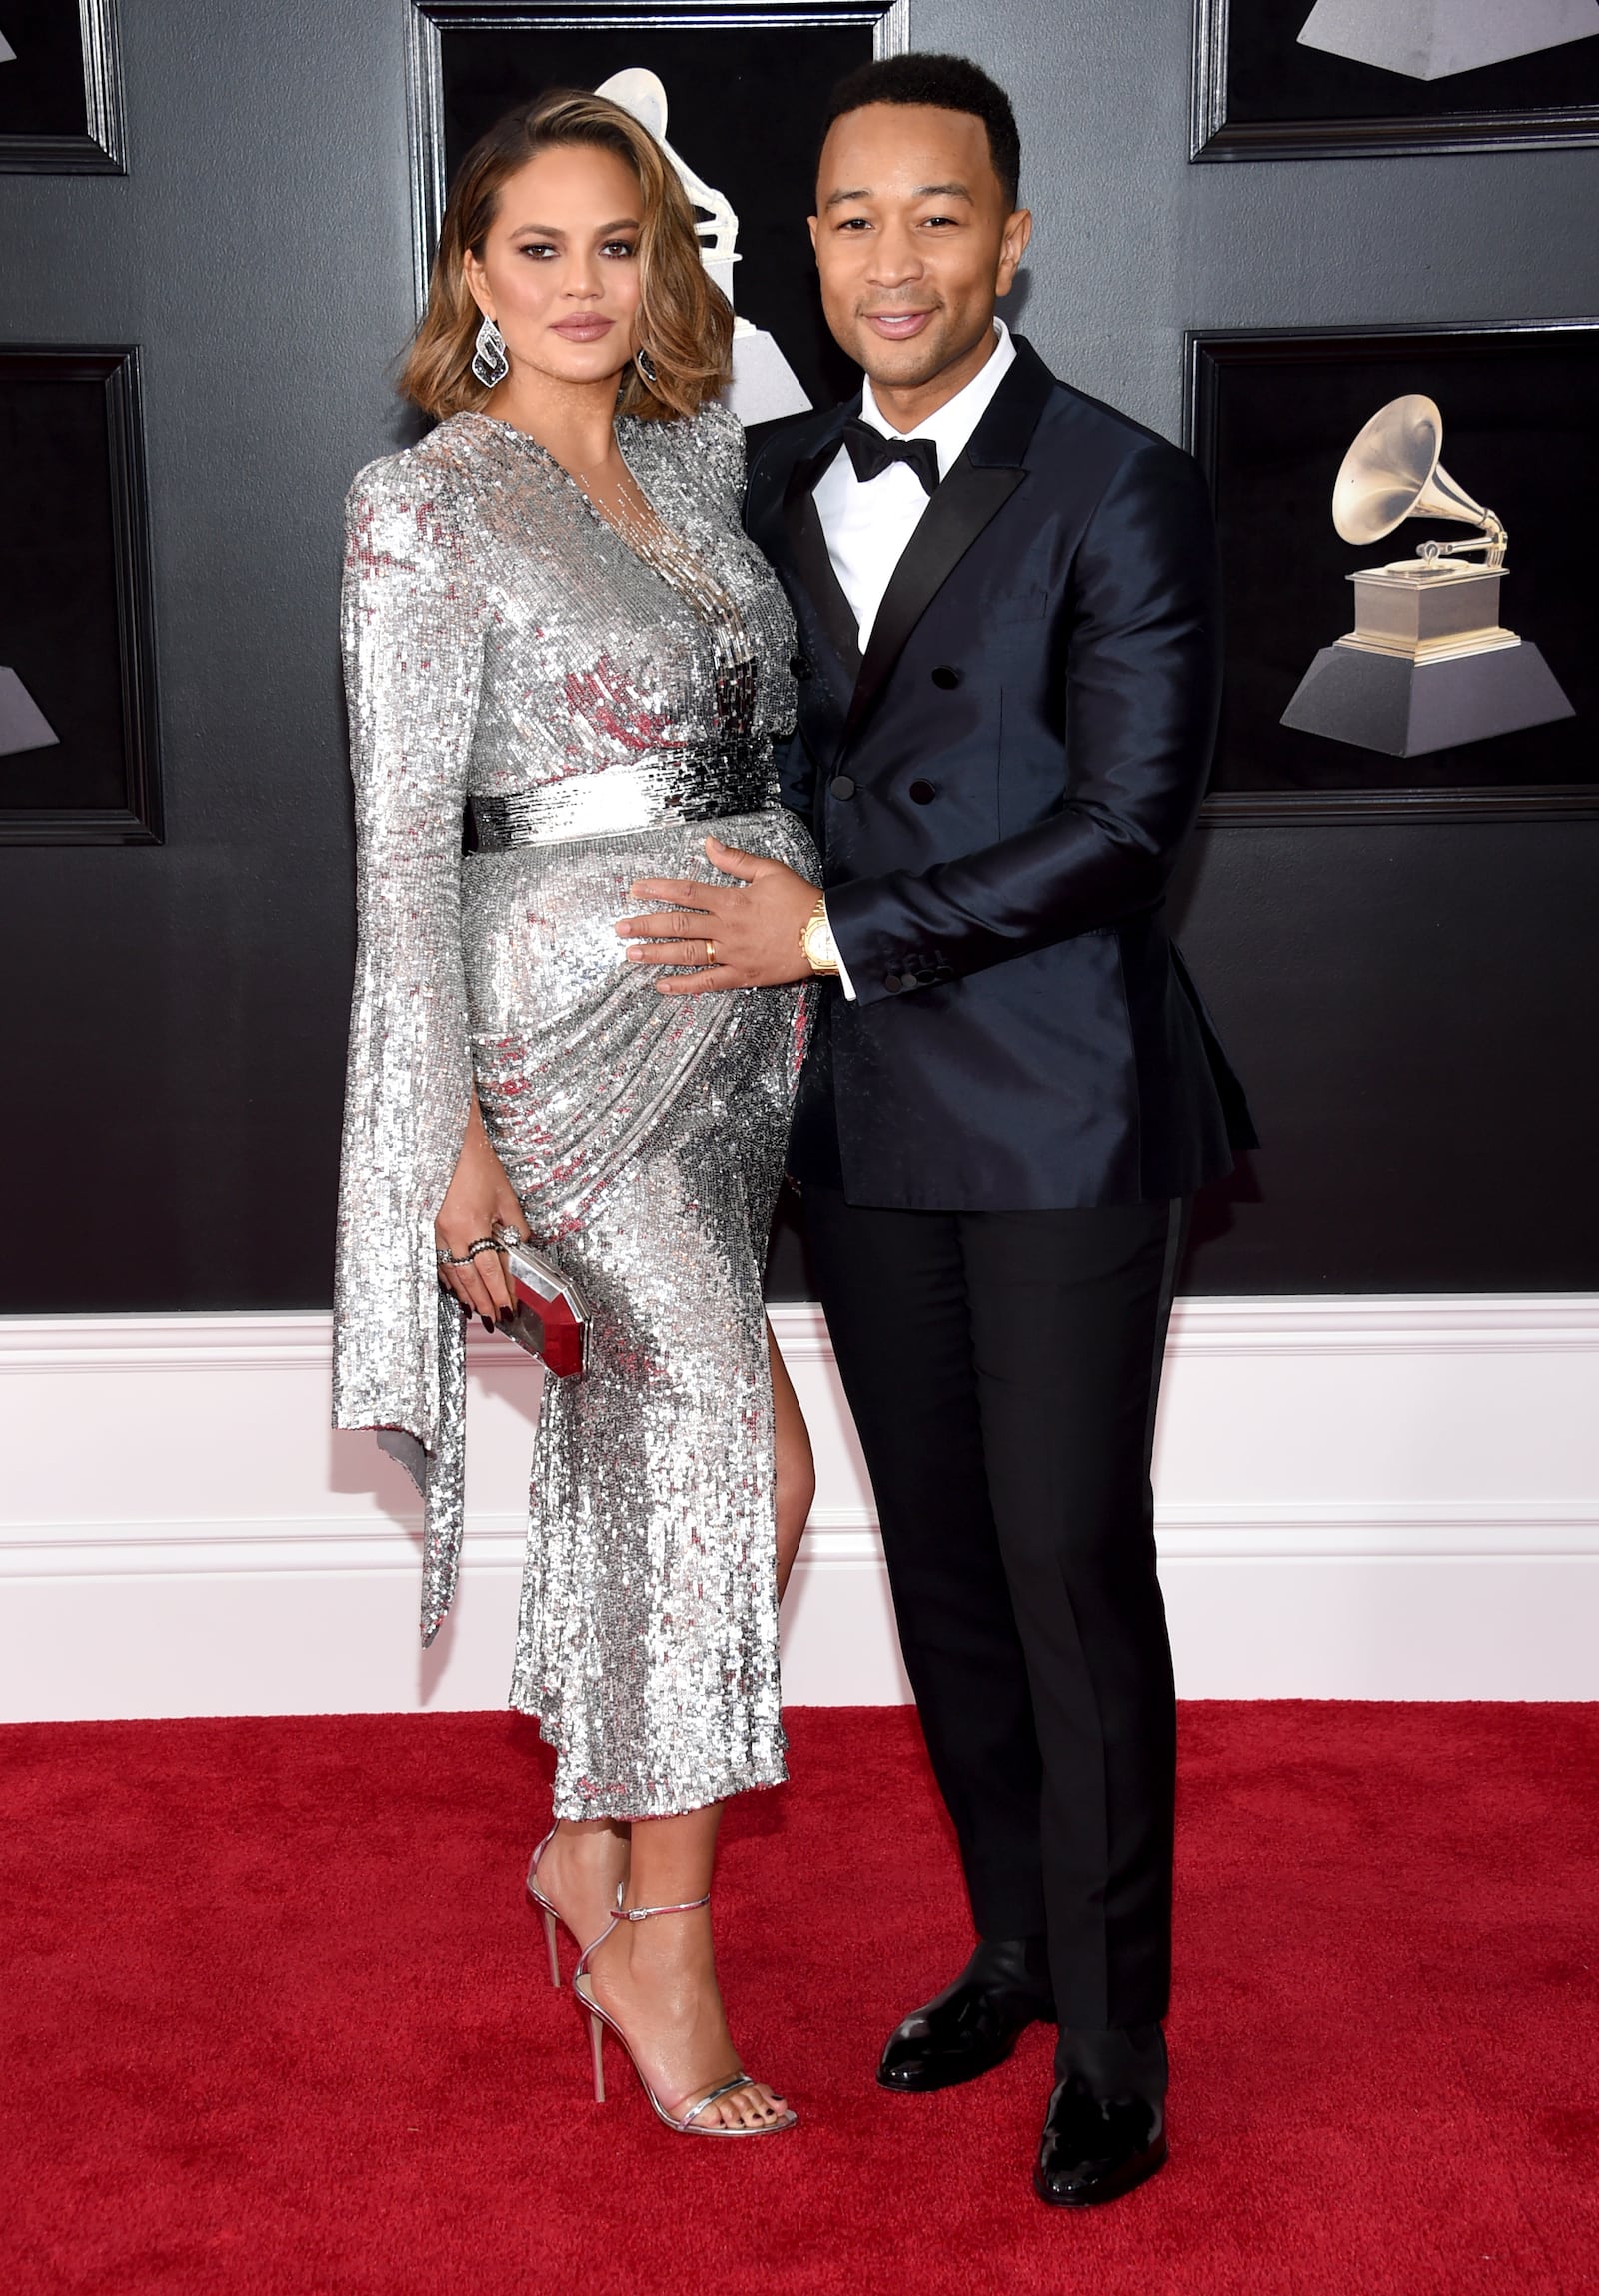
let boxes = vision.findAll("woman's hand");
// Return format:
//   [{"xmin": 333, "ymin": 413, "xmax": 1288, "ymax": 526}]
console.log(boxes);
[{"xmin": 435, "ymin": 1095, "xmax": 527, "ymax": 1325}]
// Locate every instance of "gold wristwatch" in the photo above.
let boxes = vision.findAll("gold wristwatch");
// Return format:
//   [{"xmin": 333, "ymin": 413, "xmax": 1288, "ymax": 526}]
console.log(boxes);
[{"xmin": 800, "ymin": 893, "xmax": 841, "ymax": 977}]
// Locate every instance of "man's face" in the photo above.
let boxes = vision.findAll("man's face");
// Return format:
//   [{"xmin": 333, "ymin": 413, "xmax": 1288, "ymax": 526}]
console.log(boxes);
[{"xmin": 809, "ymin": 102, "xmax": 1029, "ymax": 396}]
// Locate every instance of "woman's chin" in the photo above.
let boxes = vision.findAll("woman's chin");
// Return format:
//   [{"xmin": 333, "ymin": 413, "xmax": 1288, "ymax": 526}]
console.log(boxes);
[{"xmin": 526, "ymin": 337, "xmax": 634, "ymax": 389}]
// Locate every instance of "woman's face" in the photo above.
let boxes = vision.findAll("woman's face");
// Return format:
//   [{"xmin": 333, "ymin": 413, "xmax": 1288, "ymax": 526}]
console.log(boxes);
[{"xmin": 463, "ymin": 142, "xmax": 644, "ymax": 392}]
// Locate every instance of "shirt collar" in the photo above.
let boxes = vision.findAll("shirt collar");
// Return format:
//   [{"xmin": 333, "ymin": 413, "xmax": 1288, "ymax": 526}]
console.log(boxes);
[{"xmin": 858, "ymin": 320, "xmax": 1016, "ymax": 478}]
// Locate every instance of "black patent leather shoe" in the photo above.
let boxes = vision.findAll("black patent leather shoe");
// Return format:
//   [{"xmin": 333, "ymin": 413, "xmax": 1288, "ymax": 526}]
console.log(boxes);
[
  {"xmin": 1033, "ymin": 2074, "xmax": 1167, "ymax": 2207},
  {"xmin": 877, "ymin": 1939, "xmax": 1054, "ymax": 2094}
]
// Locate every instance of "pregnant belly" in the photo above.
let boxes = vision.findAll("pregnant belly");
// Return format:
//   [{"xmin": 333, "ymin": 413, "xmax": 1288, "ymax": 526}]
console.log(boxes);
[
  {"xmin": 461, "ymin": 804, "xmax": 816, "ymax": 1038},
  {"xmin": 463, "ymin": 805, "xmax": 816, "ymax": 1232}
]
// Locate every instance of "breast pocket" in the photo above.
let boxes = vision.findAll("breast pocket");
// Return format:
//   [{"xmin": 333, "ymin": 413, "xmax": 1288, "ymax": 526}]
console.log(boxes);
[{"xmin": 1001, "ymin": 586, "xmax": 1050, "ymax": 623}]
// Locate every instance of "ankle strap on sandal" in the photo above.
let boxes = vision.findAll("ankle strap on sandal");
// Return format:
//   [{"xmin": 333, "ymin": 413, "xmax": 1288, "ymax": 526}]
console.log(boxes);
[{"xmin": 573, "ymin": 1888, "xmax": 712, "ymax": 1981}]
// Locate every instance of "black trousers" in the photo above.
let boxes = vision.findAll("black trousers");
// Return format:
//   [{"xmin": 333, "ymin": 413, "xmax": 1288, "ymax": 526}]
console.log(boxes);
[{"xmin": 803, "ymin": 1188, "xmax": 1185, "ymax": 2034}]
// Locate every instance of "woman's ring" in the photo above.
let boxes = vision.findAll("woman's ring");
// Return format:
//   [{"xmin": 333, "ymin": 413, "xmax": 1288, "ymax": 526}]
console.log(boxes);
[
  {"xmin": 705, "ymin": 939, "xmax": 717, "ymax": 964},
  {"xmin": 438, "ymin": 1235, "xmax": 500, "ymax": 1266}
]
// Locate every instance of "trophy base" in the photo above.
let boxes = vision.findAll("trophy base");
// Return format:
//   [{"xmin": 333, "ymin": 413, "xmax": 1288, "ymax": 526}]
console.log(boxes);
[
  {"xmin": 723, "ymin": 331, "xmax": 811, "ymax": 428},
  {"xmin": 1280, "ymin": 638, "xmax": 1575, "ymax": 757},
  {"xmin": 1297, "ymin": 0, "xmax": 1599, "ymax": 82},
  {"xmin": 0, "ymin": 666, "xmax": 60, "ymax": 758}
]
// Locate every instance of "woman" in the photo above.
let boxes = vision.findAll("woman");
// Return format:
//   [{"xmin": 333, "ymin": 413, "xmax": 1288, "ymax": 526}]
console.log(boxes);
[{"xmin": 333, "ymin": 90, "xmax": 819, "ymax": 2136}]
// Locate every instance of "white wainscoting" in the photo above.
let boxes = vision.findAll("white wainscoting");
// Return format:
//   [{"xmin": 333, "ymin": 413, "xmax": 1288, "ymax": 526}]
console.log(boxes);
[{"xmin": 2, "ymin": 1298, "xmax": 1596, "ymax": 1721}]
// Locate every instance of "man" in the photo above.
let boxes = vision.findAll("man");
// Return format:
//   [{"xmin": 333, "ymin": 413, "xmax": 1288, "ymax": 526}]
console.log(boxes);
[{"xmin": 615, "ymin": 52, "xmax": 1253, "ymax": 2207}]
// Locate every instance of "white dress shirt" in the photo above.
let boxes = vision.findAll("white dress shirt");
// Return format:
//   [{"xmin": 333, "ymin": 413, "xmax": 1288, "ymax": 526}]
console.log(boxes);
[
  {"xmin": 812, "ymin": 319, "xmax": 1017, "ymax": 654},
  {"xmin": 805, "ymin": 322, "xmax": 1017, "ymax": 998}
]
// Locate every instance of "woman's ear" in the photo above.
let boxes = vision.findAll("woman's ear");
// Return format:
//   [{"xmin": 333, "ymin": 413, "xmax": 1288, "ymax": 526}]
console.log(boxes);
[{"xmin": 461, "ymin": 247, "xmax": 492, "ymax": 320}]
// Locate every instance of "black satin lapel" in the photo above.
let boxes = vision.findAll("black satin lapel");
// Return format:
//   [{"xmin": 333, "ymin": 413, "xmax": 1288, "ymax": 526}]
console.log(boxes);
[
  {"xmin": 783, "ymin": 457, "xmax": 863, "ymax": 703},
  {"xmin": 845, "ymin": 457, "xmax": 1024, "ymax": 737}
]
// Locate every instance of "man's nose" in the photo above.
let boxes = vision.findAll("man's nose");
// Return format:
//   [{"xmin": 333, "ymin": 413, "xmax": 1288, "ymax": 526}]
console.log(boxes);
[{"xmin": 865, "ymin": 227, "xmax": 923, "ymax": 286}]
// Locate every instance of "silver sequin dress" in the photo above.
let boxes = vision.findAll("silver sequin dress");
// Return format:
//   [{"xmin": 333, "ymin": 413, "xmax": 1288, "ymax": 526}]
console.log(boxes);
[{"xmin": 332, "ymin": 401, "xmax": 815, "ymax": 1819}]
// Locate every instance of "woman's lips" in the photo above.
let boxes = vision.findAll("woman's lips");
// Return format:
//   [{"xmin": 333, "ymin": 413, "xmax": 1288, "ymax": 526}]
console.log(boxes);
[{"xmin": 552, "ymin": 316, "xmax": 614, "ymax": 341}]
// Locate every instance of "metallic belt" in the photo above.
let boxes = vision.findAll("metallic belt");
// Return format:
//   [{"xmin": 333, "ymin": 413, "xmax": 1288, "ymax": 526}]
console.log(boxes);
[{"xmin": 471, "ymin": 741, "xmax": 778, "ymax": 852}]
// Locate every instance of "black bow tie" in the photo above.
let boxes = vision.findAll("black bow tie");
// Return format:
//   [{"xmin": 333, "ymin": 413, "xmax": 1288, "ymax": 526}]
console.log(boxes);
[{"xmin": 841, "ymin": 417, "xmax": 941, "ymax": 497}]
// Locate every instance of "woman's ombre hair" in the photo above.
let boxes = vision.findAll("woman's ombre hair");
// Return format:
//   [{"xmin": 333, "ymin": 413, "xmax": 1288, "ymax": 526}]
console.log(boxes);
[{"xmin": 399, "ymin": 88, "xmax": 733, "ymax": 423}]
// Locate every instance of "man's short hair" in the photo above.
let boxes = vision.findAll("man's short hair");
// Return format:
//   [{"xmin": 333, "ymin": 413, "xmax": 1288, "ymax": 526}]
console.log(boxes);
[{"xmin": 818, "ymin": 52, "xmax": 1021, "ymax": 212}]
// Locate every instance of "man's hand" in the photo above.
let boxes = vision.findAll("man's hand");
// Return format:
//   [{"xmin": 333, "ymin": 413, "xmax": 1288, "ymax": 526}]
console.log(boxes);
[{"xmin": 614, "ymin": 836, "xmax": 819, "ymax": 996}]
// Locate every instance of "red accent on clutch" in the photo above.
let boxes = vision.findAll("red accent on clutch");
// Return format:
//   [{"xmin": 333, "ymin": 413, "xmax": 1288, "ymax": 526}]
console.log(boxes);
[{"xmin": 501, "ymin": 1238, "xmax": 594, "ymax": 1378}]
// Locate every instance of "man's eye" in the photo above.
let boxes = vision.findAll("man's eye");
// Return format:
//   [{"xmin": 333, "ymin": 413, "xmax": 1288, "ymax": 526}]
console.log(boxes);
[
  {"xmin": 836, "ymin": 216, "xmax": 871, "ymax": 231},
  {"xmin": 923, "ymin": 214, "xmax": 958, "ymax": 228}
]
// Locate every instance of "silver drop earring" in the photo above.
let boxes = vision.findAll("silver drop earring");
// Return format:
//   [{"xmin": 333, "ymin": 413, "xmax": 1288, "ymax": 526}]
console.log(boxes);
[
  {"xmin": 472, "ymin": 314, "xmax": 509, "ymax": 389},
  {"xmin": 634, "ymin": 345, "xmax": 659, "ymax": 389}
]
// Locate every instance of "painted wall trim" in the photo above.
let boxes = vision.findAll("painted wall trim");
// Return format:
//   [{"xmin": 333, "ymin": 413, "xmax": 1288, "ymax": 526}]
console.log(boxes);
[{"xmin": 3, "ymin": 1298, "xmax": 1596, "ymax": 1716}]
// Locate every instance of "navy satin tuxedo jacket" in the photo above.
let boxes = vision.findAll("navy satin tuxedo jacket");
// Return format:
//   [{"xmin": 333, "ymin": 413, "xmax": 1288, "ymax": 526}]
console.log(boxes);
[{"xmin": 746, "ymin": 335, "xmax": 1254, "ymax": 1210}]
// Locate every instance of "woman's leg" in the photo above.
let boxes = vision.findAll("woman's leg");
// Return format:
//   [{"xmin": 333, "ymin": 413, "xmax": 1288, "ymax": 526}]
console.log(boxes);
[
  {"xmin": 585, "ymin": 1803, "xmax": 787, "ymax": 2128},
  {"xmin": 770, "ymin": 1321, "xmax": 814, "ymax": 1601}
]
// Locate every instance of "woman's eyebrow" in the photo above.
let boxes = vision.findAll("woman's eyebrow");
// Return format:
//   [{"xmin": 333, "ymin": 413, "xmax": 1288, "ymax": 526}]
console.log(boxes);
[{"xmin": 505, "ymin": 217, "xmax": 642, "ymax": 235}]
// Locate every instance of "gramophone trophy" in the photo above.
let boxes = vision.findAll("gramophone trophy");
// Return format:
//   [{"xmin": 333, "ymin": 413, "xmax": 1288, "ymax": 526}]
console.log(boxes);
[
  {"xmin": 1279, "ymin": 394, "xmax": 1574, "ymax": 758},
  {"xmin": 597, "ymin": 69, "xmax": 811, "ymax": 428},
  {"xmin": 1298, "ymin": 0, "xmax": 1599, "ymax": 80}
]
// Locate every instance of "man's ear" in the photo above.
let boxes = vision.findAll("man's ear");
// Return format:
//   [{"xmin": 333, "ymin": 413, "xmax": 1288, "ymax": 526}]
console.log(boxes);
[
  {"xmin": 807, "ymin": 214, "xmax": 819, "ymax": 257},
  {"xmin": 997, "ymin": 208, "xmax": 1032, "ymax": 296}
]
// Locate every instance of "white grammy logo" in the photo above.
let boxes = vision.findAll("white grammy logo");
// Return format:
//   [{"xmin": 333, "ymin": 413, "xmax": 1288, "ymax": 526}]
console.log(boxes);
[
  {"xmin": 1298, "ymin": 0, "xmax": 1599, "ymax": 81},
  {"xmin": 597, "ymin": 68, "xmax": 811, "ymax": 427}
]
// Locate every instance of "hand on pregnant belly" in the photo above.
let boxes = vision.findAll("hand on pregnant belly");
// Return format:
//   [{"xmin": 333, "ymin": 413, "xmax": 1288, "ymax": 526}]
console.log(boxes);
[{"xmin": 614, "ymin": 835, "xmax": 819, "ymax": 995}]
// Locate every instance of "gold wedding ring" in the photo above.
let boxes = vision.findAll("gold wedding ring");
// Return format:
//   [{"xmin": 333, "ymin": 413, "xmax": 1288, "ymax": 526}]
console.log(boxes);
[{"xmin": 705, "ymin": 939, "xmax": 717, "ymax": 963}]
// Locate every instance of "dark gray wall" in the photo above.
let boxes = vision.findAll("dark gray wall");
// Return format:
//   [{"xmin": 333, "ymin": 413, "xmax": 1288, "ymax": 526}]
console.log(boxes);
[{"xmin": 2, "ymin": 0, "xmax": 1596, "ymax": 1307}]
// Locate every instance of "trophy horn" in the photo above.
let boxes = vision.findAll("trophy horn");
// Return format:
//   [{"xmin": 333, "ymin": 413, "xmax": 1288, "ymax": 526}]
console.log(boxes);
[{"xmin": 1331, "ymin": 394, "xmax": 1506, "ymax": 565}]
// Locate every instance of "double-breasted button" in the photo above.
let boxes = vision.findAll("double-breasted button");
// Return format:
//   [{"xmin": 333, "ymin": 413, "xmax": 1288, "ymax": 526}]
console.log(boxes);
[
  {"xmin": 931, "ymin": 665, "xmax": 962, "ymax": 690},
  {"xmin": 789, "ymin": 652, "xmax": 812, "ymax": 681},
  {"xmin": 829, "ymin": 774, "xmax": 856, "ymax": 800},
  {"xmin": 909, "ymin": 779, "xmax": 936, "ymax": 805}
]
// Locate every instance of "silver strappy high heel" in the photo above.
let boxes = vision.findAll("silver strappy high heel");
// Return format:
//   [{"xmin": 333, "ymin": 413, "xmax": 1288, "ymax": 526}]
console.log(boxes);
[
  {"xmin": 525, "ymin": 1824, "xmax": 615, "ymax": 1988},
  {"xmin": 525, "ymin": 1826, "xmax": 566, "ymax": 1986},
  {"xmin": 573, "ymin": 1894, "xmax": 798, "ymax": 2137}
]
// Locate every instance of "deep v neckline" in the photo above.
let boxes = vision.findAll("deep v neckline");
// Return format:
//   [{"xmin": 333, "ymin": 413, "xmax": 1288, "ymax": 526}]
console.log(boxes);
[{"xmin": 469, "ymin": 410, "xmax": 682, "ymax": 573}]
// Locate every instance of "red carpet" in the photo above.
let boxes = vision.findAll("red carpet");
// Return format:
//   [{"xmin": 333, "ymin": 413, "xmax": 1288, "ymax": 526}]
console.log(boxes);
[{"xmin": 4, "ymin": 1703, "xmax": 1597, "ymax": 2296}]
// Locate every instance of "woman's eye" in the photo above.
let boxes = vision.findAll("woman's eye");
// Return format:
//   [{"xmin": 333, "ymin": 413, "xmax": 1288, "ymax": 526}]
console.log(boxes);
[
  {"xmin": 601, "ymin": 240, "xmax": 638, "ymax": 258},
  {"xmin": 518, "ymin": 242, "xmax": 557, "ymax": 259}
]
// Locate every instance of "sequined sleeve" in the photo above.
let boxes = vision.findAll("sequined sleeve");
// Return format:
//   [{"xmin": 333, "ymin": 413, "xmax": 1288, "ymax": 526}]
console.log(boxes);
[{"xmin": 332, "ymin": 454, "xmax": 483, "ymax": 1476}]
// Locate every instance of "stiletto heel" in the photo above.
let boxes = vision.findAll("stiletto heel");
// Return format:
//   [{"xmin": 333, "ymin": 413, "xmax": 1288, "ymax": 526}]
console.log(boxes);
[
  {"xmin": 572, "ymin": 1896, "xmax": 796, "ymax": 2138},
  {"xmin": 526, "ymin": 1822, "xmax": 620, "ymax": 1987},
  {"xmin": 589, "ymin": 2009, "xmax": 607, "ymax": 2102},
  {"xmin": 525, "ymin": 1825, "xmax": 567, "ymax": 1988}
]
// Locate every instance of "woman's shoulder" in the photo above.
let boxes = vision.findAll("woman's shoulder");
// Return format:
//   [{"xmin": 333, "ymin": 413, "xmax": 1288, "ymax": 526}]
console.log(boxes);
[
  {"xmin": 686, "ymin": 396, "xmax": 746, "ymax": 493},
  {"xmin": 633, "ymin": 396, "xmax": 746, "ymax": 503},
  {"xmin": 344, "ymin": 420, "xmax": 485, "ymax": 530}
]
